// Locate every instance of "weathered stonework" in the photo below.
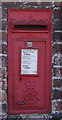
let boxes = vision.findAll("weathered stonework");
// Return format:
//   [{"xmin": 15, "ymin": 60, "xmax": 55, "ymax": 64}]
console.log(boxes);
[{"xmin": 0, "ymin": 1, "xmax": 62, "ymax": 120}]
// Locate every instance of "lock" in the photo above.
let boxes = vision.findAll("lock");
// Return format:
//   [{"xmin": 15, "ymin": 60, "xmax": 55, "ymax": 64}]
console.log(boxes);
[{"xmin": 27, "ymin": 41, "xmax": 33, "ymax": 47}]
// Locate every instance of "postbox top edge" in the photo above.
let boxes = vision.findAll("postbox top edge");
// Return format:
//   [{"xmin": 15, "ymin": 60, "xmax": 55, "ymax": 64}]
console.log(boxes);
[{"xmin": 8, "ymin": 8, "xmax": 52, "ymax": 13}]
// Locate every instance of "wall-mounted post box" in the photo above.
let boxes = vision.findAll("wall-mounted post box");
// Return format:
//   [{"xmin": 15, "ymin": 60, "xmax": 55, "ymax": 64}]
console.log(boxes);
[{"xmin": 8, "ymin": 9, "xmax": 52, "ymax": 114}]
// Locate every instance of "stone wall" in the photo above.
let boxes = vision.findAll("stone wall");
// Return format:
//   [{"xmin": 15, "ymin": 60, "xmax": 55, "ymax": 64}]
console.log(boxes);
[{"xmin": 0, "ymin": 1, "xmax": 62, "ymax": 120}]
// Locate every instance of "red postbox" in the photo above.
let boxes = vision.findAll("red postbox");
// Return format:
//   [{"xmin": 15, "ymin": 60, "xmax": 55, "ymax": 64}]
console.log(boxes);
[{"xmin": 8, "ymin": 9, "xmax": 52, "ymax": 114}]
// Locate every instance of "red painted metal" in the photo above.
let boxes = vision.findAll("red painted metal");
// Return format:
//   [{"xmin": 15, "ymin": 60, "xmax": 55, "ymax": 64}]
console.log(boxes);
[{"xmin": 8, "ymin": 9, "xmax": 52, "ymax": 114}]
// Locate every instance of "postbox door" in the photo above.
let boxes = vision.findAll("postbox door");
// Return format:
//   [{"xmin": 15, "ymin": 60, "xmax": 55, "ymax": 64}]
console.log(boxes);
[{"xmin": 15, "ymin": 41, "xmax": 45, "ymax": 107}]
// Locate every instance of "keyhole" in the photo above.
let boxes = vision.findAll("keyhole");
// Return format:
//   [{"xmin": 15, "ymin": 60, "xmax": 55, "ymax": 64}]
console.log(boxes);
[{"xmin": 20, "ymin": 78, "xmax": 22, "ymax": 80}]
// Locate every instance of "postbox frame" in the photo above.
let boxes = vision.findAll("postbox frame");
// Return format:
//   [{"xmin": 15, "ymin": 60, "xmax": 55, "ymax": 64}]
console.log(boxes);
[{"xmin": 8, "ymin": 8, "xmax": 52, "ymax": 114}]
